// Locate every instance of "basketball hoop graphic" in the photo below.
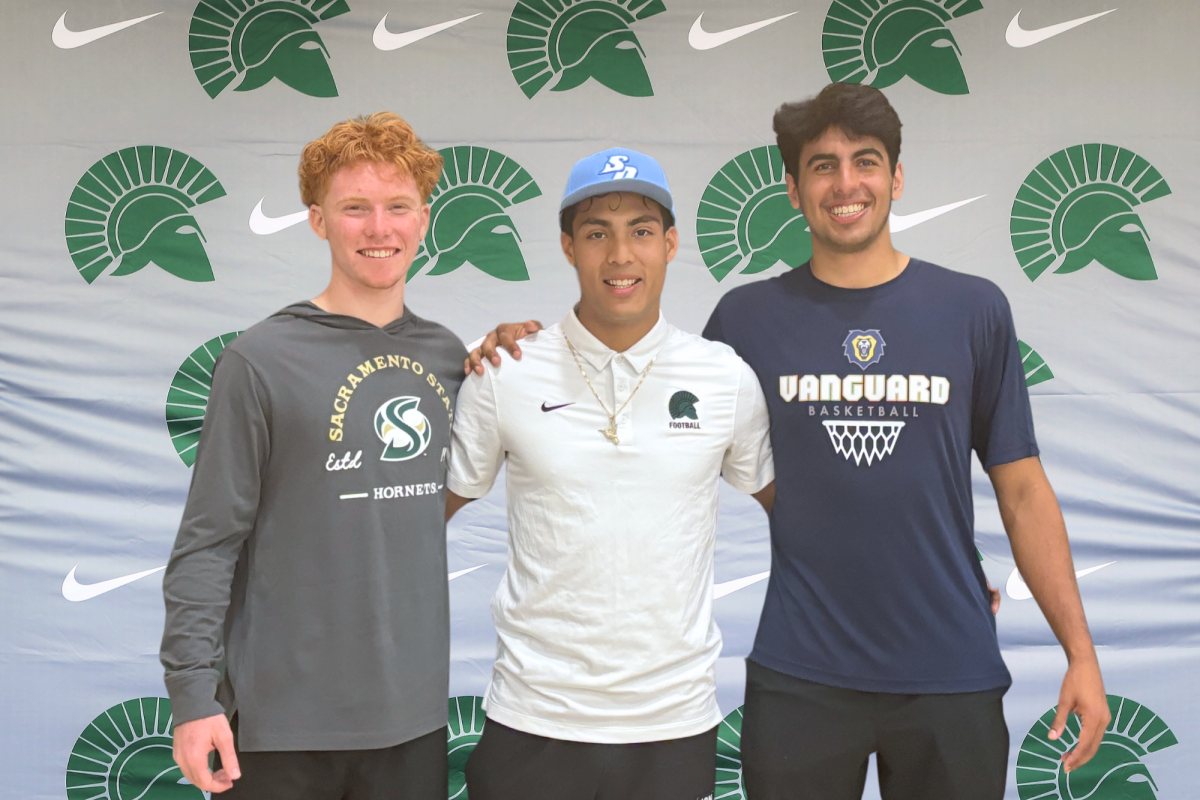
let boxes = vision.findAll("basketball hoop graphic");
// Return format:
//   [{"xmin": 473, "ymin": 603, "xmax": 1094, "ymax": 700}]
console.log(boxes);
[{"xmin": 822, "ymin": 420, "xmax": 905, "ymax": 466}]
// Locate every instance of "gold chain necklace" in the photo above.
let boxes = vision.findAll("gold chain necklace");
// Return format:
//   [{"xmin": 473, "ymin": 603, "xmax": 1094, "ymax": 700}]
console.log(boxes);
[{"xmin": 565, "ymin": 336, "xmax": 656, "ymax": 445}]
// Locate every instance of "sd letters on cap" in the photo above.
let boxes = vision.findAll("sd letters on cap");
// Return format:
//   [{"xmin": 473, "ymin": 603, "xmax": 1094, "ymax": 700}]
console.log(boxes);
[{"xmin": 560, "ymin": 147, "xmax": 675, "ymax": 216}]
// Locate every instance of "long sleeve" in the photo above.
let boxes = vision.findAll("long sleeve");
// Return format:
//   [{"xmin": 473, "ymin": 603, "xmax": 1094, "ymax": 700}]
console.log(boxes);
[{"xmin": 160, "ymin": 348, "xmax": 271, "ymax": 725}]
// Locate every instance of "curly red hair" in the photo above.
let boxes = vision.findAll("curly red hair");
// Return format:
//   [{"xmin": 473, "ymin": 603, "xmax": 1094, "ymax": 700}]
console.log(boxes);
[{"xmin": 299, "ymin": 112, "xmax": 443, "ymax": 207}]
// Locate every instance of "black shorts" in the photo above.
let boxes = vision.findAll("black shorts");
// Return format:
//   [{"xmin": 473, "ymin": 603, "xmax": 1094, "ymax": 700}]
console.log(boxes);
[
  {"xmin": 741, "ymin": 659, "xmax": 1008, "ymax": 800},
  {"xmin": 465, "ymin": 719, "xmax": 717, "ymax": 800},
  {"xmin": 220, "ymin": 726, "xmax": 447, "ymax": 800}
]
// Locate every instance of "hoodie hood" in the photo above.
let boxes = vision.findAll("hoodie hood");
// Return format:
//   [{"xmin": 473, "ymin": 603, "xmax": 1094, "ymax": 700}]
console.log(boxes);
[{"xmin": 270, "ymin": 301, "xmax": 415, "ymax": 333}]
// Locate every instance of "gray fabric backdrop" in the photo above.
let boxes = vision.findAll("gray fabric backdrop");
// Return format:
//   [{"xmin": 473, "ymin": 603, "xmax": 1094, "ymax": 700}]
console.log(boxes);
[{"xmin": 1, "ymin": 1, "xmax": 1196, "ymax": 798}]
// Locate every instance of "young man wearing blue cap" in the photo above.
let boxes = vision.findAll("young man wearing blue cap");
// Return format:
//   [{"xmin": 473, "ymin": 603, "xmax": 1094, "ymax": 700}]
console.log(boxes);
[
  {"xmin": 445, "ymin": 149, "xmax": 775, "ymax": 800},
  {"xmin": 467, "ymin": 84, "xmax": 1109, "ymax": 800}
]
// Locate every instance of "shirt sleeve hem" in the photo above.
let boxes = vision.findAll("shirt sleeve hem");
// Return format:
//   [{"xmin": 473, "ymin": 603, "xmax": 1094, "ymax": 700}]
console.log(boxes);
[
  {"xmin": 983, "ymin": 444, "xmax": 1040, "ymax": 470},
  {"xmin": 446, "ymin": 474, "xmax": 494, "ymax": 499},
  {"xmin": 164, "ymin": 670, "xmax": 225, "ymax": 725},
  {"xmin": 722, "ymin": 463, "xmax": 775, "ymax": 495}
]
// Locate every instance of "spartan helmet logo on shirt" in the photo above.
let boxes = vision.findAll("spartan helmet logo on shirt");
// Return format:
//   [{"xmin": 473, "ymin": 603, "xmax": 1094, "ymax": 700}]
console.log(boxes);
[
  {"xmin": 1016, "ymin": 695, "xmax": 1178, "ymax": 800},
  {"xmin": 843, "ymin": 330, "xmax": 886, "ymax": 370},
  {"xmin": 407, "ymin": 146, "xmax": 542, "ymax": 282},
  {"xmin": 1010, "ymin": 144, "xmax": 1172, "ymax": 282},
  {"xmin": 822, "ymin": 0, "xmax": 982, "ymax": 95},
  {"xmin": 669, "ymin": 391, "xmax": 699, "ymax": 420},
  {"xmin": 697, "ymin": 146, "xmax": 811, "ymax": 283},
  {"xmin": 65, "ymin": 697, "xmax": 202, "ymax": 800},
  {"xmin": 374, "ymin": 397, "xmax": 432, "ymax": 461},
  {"xmin": 64, "ymin": 147, "xmax": 226, "ymax": 284},
  {"xmin": 506, "ymin": 0, "xmax": 667, "ymax": 98},
  {"xmin": 188, "ymin": 0, "xmax": 350, "ymax": 99}
]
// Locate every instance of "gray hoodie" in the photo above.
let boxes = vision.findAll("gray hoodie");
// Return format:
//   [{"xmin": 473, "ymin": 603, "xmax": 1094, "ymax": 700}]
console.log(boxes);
[{"xmin": 161, "ymin": 302, "xmax": 466, "ymax": 751}]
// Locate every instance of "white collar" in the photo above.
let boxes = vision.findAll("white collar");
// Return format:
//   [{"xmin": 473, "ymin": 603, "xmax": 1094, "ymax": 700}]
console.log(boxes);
[{"xmin": 560, "ymin": 309, "xmax": 672, "ymax": 373}]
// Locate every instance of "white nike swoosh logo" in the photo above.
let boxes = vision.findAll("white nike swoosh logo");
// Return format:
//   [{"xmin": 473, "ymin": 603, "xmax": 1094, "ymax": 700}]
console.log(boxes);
[
  {"xmin": 373, "ymin": 12, "xmax": 481, "ymax": 51},
  {"xmin": 714, "ymin": 570, "xmax": 769, "ymax": 599},
  {"xmin": 1005, "ymin": 8, "xmax": 1116, "ymax": 48},
  {"xmin": 62, "ymin": 564, "xmax": 166, "ymax": 602},
  {"xmin": 1005, "ymin": 562, "xmax": 1115, "ymax": 600},
  {"xmin": 449, "ymin": 565, "xmax": 485, "ymax": 581},
  {"xmin": 249, "ymin": 198, "xmax": 308, "ymax": 235},
  {"xmin": 889, "ymin": 195, "xmax": 985, "ymax": 233},
  {"xmin": 64, "ymin": 562, "xmax": 482, "ymax": 602},
  {"xmin": 689, "ymin": 12, "xmax": 797, "ymax": 50},
  {"xmin": 52, "ymin": 11, "xmax": 163, "ymax": 49}
]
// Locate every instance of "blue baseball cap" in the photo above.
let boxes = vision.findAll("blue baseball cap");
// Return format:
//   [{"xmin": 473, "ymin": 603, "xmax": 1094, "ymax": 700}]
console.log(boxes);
[{"xmin": 559, "ymin": 147, "xmax": 675, "ymax": 218}]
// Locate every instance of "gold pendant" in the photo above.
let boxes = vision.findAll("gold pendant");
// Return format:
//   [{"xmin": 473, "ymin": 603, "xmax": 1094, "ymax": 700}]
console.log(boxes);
[{"xmin": 601, "ymin": 422, "xmax": 620, "ymax": 445}]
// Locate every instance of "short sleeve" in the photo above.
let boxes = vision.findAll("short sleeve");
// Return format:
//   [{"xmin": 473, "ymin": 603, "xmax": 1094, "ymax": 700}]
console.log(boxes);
[
  {"xmin": 722, "ymin": 358, "xmax": 775, "ymax": 493},
  {"xmin": 447, "ymin": 365, "xmax": 504, "ymax": 498},
  {"xmin": 971, "ymin": 292, "xmax": 1040, "ymax": 469}
]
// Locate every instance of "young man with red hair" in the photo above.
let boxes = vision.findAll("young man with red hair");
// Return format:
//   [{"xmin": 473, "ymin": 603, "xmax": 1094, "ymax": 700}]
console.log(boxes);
[{"xmin": 161, "ymin": 112, "xmax": 466, "ymax": 798}]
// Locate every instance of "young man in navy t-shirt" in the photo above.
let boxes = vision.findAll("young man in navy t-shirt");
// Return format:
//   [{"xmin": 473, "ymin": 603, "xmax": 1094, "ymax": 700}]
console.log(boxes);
[{"xmin": 701, "ymin": 83, "xmax": 1109, "ymax": 800}]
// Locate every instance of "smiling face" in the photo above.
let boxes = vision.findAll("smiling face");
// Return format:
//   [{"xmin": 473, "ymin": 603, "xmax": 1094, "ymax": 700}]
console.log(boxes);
[
  {"xmin": 787, "ymin": 126, "xmax": 903, "ymax": 256},
  {"xmin": 561, "ymin": 192, "xmax": 678, "ymax": 346},
  {"xmin": 309, "ymin": 161, "xmax": 430, "ymax": 295}
]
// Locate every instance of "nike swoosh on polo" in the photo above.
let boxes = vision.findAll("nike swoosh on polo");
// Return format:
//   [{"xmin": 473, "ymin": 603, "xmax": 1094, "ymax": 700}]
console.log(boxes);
[
  {"xmin": 249, "ymin": 198, "xmax": 308, "ymax": 235},
  {"xmin": 889, "ymin": 195, "xmax": 985, "ymax": 233},
  {"xmin": 1005, "ymin": 9, "xmax": 1116, "ymax": 48},
  {"xmin": 52, "ymin": 11, "xmax": 163, "ymax": 49},
  {"xmin": 65, "ymin": 563, "xmax": 483, "ymax": 602},
  {"xmin": 1005, "ymin": 561, "xmax": 1115, "ymax": 600},
  {"xmin": 373, "ymin": 12, "xmax": 481, "ymax": 51},
  {"xmin": 688, "ymin": 12, "xmax": 797, "ymax": 51},
  {"xmin": 62, "ymin": 564, "xmax": 166, "ymax": 602},
  {"xmin": 714, "ymin": 570, "xmax": 769, "ymax": 599},
  {"xmin": 541, "ymin": 402, "xmax": 574, "ymax": 412}
]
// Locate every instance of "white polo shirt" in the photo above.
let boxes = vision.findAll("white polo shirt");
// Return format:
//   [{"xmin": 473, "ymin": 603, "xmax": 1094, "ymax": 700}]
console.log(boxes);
[{"xmin": 448, "ymin": 310, "xmax": 773, "ymax": 743}]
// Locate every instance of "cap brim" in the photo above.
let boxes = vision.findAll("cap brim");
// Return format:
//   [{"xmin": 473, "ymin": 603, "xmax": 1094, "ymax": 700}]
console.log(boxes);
[{"xmin": 559, "ymin": 179, "xmax": 674, "ymax": 217}]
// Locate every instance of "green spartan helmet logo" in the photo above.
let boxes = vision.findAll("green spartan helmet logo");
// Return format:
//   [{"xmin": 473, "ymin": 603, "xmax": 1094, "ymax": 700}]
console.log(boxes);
[
  {"xmin": 1019, "ymin": 340, "xmax": 1054, "ymax": 387},
  {"xmin": 715, "ymin": 706, "xmax": 747, "ymax": 799},
  {"xmin": 1011, "ymin": 144, "xmax": 1172, "ymax": 282},
  {"xmin": 65, "ymin": 147, "xmax": 226, "ymax": 284},
  {"xmin": 1017, "ymin": 694, "xmax": 1178, "ymax": 800},
  {"xmin": 507, "ymin": 0, "xmax": 666, "ymax": 98},
  {"xmin": 189, "ymin": 0, "xmax": 350, "ymax": 98},
  {"xmin": 447, "ymin": 696, "xmax": 487, "ymax": 799},
  {"xmin": 698, "ymin": 146, "xmax": 811, "ymax": 283},
  {"xmin": 165, "ymin": 332, "xmax": 242, "ymax": 467},
  {"xmin": 822, "ymin": 0, "xmax": 982, "ymax": 95},
  {"xmin": 408, "ymin": 146, "xmax": 542, "ymax": 282},
  {"xmin": 65, "ymin": 697, "xmax": 201, "ymax": 800}
]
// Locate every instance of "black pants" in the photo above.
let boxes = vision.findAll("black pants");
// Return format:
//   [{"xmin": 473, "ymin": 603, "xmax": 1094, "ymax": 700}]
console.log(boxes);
[
  {"xmin": 221, "ymin": 726, "xmax": 447, "ymax": 800},
  {"xmin": 741, "ymin": 660, "xmax": 1008, "ymax": 800},
  {"xmin": 465, "ymin": 719, "xmax": 717, "ymax": 800}
]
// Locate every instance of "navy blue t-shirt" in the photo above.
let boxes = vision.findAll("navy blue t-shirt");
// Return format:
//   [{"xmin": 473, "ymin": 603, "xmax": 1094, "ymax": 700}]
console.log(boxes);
[{"xmin": 704, "ymin": 259, "xmax": 1038, "ymax": 693}]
